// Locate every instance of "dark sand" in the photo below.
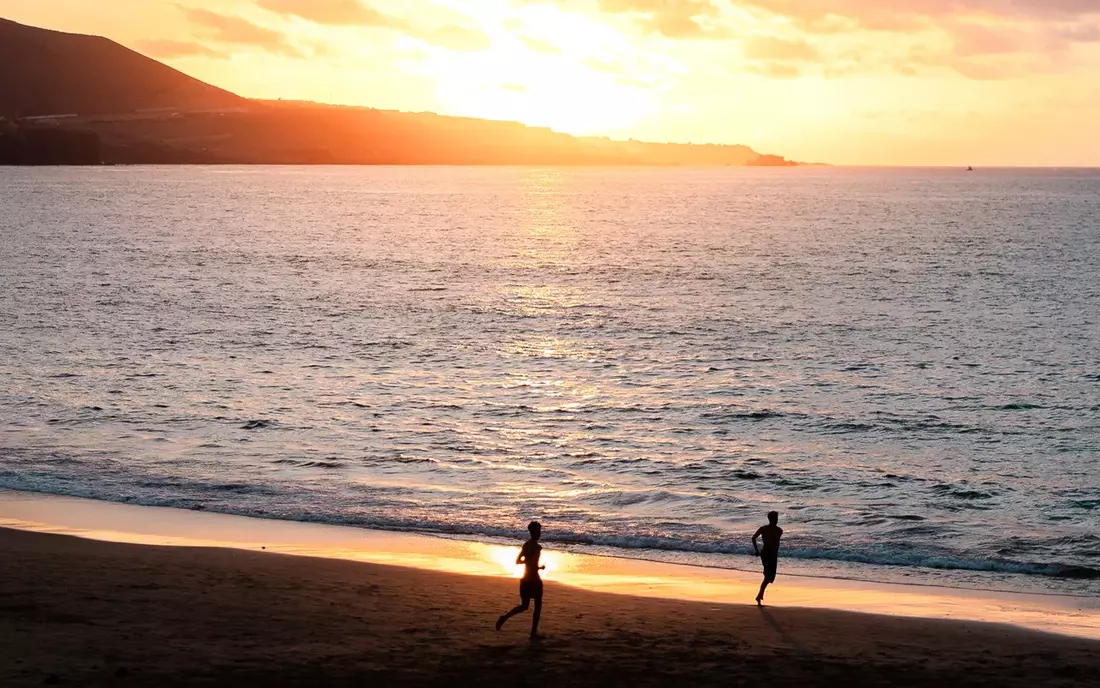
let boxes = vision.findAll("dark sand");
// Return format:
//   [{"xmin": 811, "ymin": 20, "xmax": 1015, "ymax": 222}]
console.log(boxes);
[{"xmin": 2, "ymin": 527, "xmax": 1097, "ymax": 687}]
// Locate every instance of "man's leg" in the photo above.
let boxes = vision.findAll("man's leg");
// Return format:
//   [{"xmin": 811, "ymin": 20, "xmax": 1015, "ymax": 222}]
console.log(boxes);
[
  {"xmin": 756, "ymin": 578, "xmax": 768, "ymax": 604},
  {"xmin": 496, "ymin": 598, "xmax": 530, "ymax": 630},
  {"xmin": 758, "ymin": 555, "xmax": 777, "ymax": 604},
  {"xmin": 530, "ymin": 597, "xmax": 542, "ymax": 638}
]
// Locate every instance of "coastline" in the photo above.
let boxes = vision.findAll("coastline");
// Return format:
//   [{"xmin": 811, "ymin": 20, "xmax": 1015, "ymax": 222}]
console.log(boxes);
[{"xmin": 2, "ymin": 488, "xmax": 1098, "ymax": 641}]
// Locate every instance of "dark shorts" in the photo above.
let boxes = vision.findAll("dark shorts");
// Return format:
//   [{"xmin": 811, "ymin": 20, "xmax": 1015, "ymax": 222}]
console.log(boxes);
[
  {"xmin": 520, "ymin": 577, "xmax": 543, "ymax": 602},
  {"xmin": 762, "ymin": 553, "xmax": 778, "ymax": 583}
]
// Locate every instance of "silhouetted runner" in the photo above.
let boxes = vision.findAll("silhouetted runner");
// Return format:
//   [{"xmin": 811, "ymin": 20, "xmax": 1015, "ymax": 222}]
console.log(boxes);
[
  {"xmin": 752, "ymin": 511, "xmax": 783, "ymax": 605},
  {"xmin": 495, "ymin": 521, "xmax": 545, "ymax": 639}
]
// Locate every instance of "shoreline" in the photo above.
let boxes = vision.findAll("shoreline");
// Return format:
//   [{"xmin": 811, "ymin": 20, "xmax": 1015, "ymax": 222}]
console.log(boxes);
[
  {"xmin": 1, "ymin": 486, "xmax": 1089, "ymax": 597},
  {"xmin": 4, "ymin": 522, "xmax": 1100, "ymax": 687},
  {"xmin": 2, "ymin": 488, "xmax": 1098, "ymax": 641}
]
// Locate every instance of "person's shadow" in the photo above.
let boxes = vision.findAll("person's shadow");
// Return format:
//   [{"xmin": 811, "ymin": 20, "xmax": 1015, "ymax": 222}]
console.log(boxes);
[{"xmin": 758, "ymin": 606, "xmax": 805, "ymax": 652}]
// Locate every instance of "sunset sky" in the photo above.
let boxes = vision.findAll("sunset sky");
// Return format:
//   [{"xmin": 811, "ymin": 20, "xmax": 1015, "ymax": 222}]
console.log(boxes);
[{"xmin": 4, "ymin": 0, "xmax": 1100, "ymax": 165}]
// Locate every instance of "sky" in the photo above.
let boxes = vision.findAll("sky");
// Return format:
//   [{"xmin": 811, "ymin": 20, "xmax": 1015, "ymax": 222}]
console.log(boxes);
[{"xmin": 4, "ymin": 0, "xmax": 1100, "ymax": 165}]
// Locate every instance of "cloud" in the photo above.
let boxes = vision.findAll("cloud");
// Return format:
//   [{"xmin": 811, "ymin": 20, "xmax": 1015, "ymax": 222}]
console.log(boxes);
[
  {"xmin": 740, "ymin": 0, "xmax": 928, "ymax": 33},
  {"xmin": 255, "ymin": 0, "xmax": 399, "ymax": 27},
  {"xmin": 948, "ymin": 59, "xmax": 1034, "ymax": 80},
  {"xmin": 584, "ymin": 56, "xmax": 629, "ymax": 74},
  {"xmin": 136, "ymin": 39, "xmax": 226, "ymax": 59},
  {"xmin": 743, "ymin": 36, "xmax": 820, "ymax": 61},
  {"xmin": 1054, "ymin": 23, "xmax": 1100, "ymax": 43},
  {"xmin": 741, "ymin": 0, "xmax": 1100, "ymax": 33},
  {"xmin": 884, "ymin": 39, "xmax": 1067, "ymax": 81},
  {"xmin": 643, "ymin": 11, "xmax": 720, "ymax": 38},
  {"xmin": 501, "ymin": 83, "xmax": 530, "ymax": 91},
  {"xmin": 593, "ymin": 0, "xmax": 727, "ymax": 39},
  {"xmin": 949, "ymin": 22, "xmax": 1034, "ymax": 58},
  {"xmin": 563, "ymin": 0, "xmax": 1100, "ymax": 47},
  {"xmin": 739, "ymin": 35, "xmax": 822, "ymax": 79},
  {"xmin": 414, "ymin": 25, "xmax": 492, "ymax": 51},
  {"xmin": 257, "ymin": 0, "xmax": 498, "ymax": 54},
  {"xmin": 746, "ymin": 61, "xmax": 804, "ymax": 78},
  {"xmin": 522, "ymin": 35, "xmax": 563, "ymax": 55},
  {"xmin": 182, "ymin": 8, "xmax": 303, "ymax": 57},
  {"xmin": 988, "ymin": 0, "xmax": 1100, "ymax": 20},
  {"xmin": 726, "ymin": 0, "xmax": 1100, "ymax": 80}
]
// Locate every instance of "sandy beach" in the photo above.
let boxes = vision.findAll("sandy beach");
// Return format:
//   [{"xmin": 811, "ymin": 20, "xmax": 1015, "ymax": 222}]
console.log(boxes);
[{"xmin": 3, "ymin": 523, "xmax": 1099, "ymax": 687}]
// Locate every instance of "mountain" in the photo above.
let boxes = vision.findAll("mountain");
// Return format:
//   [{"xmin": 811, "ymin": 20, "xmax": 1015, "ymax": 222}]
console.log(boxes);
[
  {"xmin": 0, "ymin": 17, "xmax": 801, "ymax": 166},
  {"xmin": 0, "ymin": 18, "xmax": 246, "ymax": 118}
]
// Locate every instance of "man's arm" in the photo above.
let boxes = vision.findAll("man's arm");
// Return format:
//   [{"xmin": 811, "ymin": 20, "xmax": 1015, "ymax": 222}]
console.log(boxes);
[
  {"xmin": 752, "ymin": 527, "xmax": 764, "ymax": 556},
  {"xmin": 516, "ymin": 543, "xmax": 528, "ymax": 566}
]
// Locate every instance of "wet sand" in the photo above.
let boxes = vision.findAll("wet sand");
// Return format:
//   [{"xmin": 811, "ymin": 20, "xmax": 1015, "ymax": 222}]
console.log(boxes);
[
  {"xmin": 3, "ymin": 526, "xmax": 1099, "ymax": 687},
  {"xmin": 4, "ymin": 489, "xmax": 1098, "ymax": 641}
]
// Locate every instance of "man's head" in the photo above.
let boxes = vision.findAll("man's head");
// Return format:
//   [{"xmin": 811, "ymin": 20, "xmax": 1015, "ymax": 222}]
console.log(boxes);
[
  {"xmin": 767, "ymin": 511, "xmax": 779, "ymax": 525},
  {"xmin": 528, "ymin": 521, "xmax": 542, "ymax": 540}
]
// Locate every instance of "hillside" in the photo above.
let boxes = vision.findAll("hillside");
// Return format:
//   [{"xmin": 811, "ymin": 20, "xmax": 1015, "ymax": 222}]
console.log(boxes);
[
  {"xmin": 0, "ymin": 18, "xmax": 246, "ymax": 118},
  {"xmin": 0, "ymin": 17, "xmax": 799, "ymax": 166},
  {"xmin": 47, "ymin": 101, "xmax": 762, "ymax": 166}
]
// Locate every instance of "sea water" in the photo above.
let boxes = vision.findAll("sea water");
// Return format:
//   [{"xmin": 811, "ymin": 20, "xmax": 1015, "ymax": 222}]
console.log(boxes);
[{"xmin": 1, "ymin": 165, "xmax": 1097, "ymax": 595}]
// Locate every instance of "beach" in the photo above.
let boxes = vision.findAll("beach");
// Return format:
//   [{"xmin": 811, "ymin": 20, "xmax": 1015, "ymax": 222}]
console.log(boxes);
[{"xmin": 3, "ymin": 525, "xmax": 1099, "ymax": 687}]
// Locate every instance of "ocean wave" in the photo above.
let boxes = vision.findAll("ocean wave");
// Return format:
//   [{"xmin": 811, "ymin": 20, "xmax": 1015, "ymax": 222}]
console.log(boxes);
[
  {"xmin": 511, "ymin": 531, "xmax": 1100, "ymax": 581},
  {"xmin": 930, "ymin": 483, "xmax": 999, "ymax": 500},
  {"xmin": 700, "ymin": 408, "xmax": 788, "ymax": 421},
  {"xmin": 241, "ymin": 419, "xmax": 276, "ymax": 430},
  {"xmin": 424, "ymin": 523, "xmax": 1100, "ymax": 581},
  {"xmin": 5, "ymin": 479, "xmax": 1095, "ymax": 584},
  {"xmin": 696, "ymin": 406, "xmax": 1010, "ymax": 438},
  {"xmin": 814, "ymin": 414, "xmax": 979, "ymax": 435},
  {"xmin": 271, "ymin": 459, "xmax": 346, "ymax": 469}
]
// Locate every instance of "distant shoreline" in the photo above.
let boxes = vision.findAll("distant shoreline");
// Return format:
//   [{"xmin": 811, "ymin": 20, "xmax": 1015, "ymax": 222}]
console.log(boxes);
[
  {"xmin": 0, "ymin": 105, "xmax": 808, "ymax": 167},
  {"xmin": 0, "ymin": 160, "xmax": 817, "ymax": 168}
]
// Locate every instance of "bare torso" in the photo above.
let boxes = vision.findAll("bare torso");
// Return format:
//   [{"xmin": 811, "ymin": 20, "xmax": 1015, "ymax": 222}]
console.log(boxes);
[
  {"xmin": 755, "ymin": 525, "xmax": 783, "ymax": 555},
  {"xmin": 521, "ymin": 540, "xmax": 542, "ymax": 579}
]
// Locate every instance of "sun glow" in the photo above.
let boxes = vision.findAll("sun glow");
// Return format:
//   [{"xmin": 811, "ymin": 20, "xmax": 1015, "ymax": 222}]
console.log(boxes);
[
  {"xmin": 399, "ymin": 2, "xmax": 664, "ymax": 134},
  {"xmin": 487, "ymin": 544, "xmax": 562, "ymax": 579},
  {"xmin": 11, "ymin": 0, "xmax": 1100, "ymax": 164}
]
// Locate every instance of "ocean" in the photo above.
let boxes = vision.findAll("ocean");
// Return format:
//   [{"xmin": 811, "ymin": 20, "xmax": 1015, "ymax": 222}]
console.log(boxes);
[{"xmin": 1, "ymin": 165, "xmax": 1097, "ymax": 595}]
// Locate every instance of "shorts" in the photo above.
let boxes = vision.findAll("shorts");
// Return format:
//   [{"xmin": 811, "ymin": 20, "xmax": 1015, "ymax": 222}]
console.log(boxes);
[
  {"xmin": 520, "ymin": 577, "xmax": 543, "ymax": 602},
  {"xmin": 761, "ymin": 553, "xmax": 778, "ymax": 583}
]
